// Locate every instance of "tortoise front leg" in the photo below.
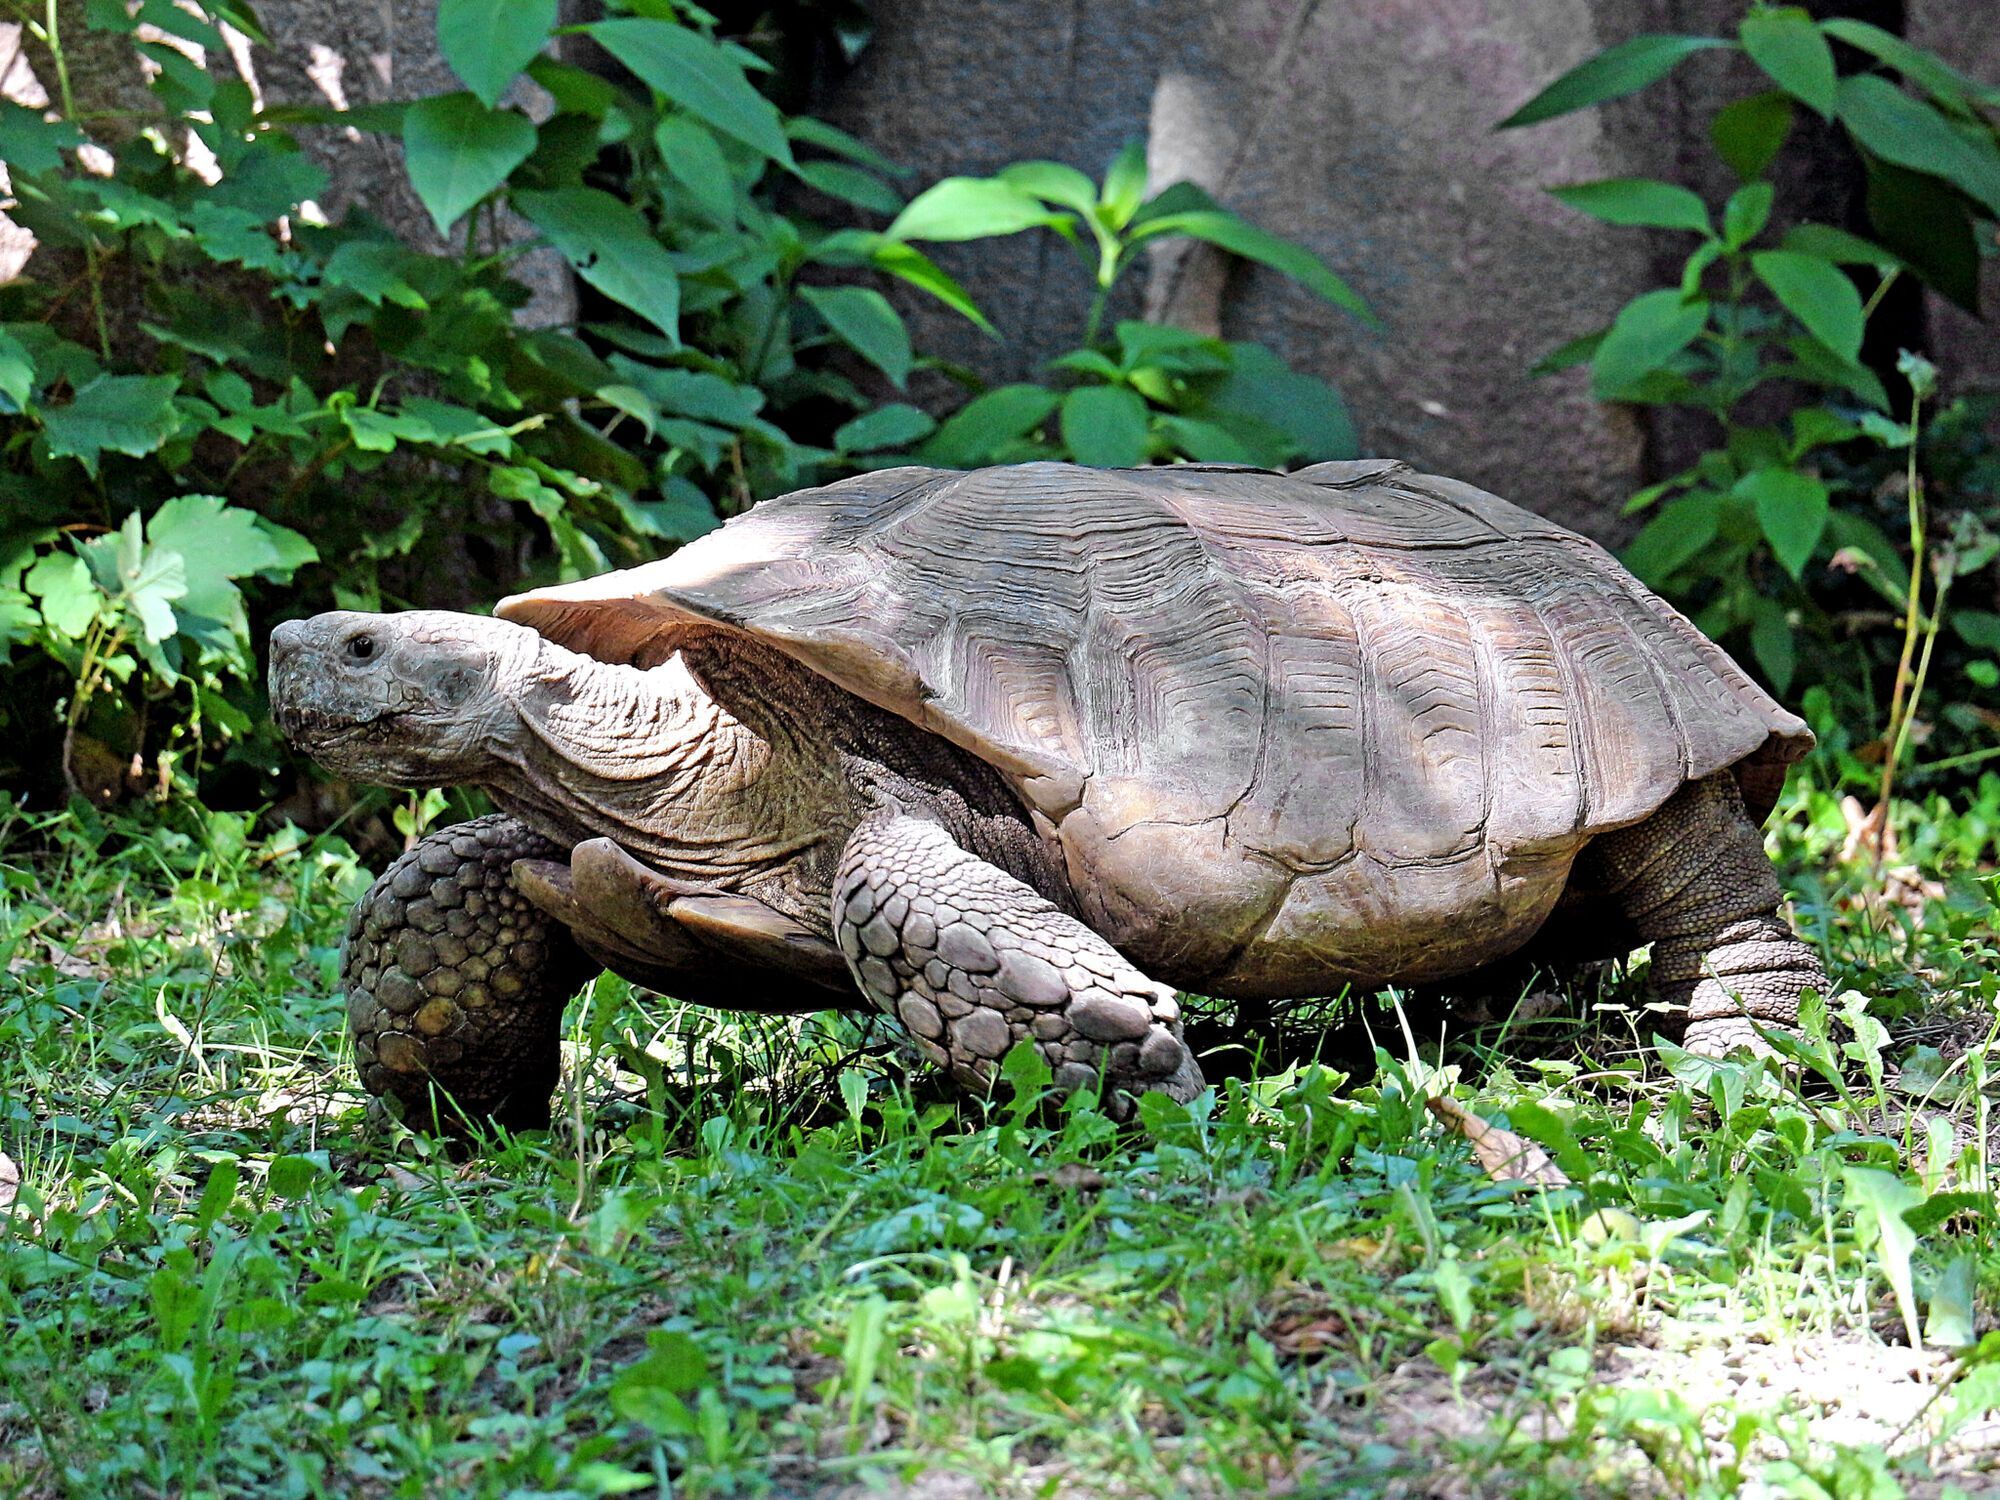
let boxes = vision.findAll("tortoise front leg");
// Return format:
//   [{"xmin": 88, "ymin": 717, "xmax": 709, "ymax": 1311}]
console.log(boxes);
[
  {"xmin": 344, "ymin": 814, "xmax": 593, "ymax": 1134},
  {"xmin": 1578, "ymin": 772, "xmax": 1824, "ymax": 1056},
  {"xmin": 833, "ymin": 806, "xmax": 1205, "ymax": 1109}
]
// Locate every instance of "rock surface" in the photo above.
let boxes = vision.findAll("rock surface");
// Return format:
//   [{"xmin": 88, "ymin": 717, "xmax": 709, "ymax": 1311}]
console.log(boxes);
[
  {"xmin": 824, "ymin": 0, "xmax": 1994, "ymax": 538},
  {"xmin": 250, "ymin": 0, "xmax": 575, "ymax": 325},
  {"xmin": 1907, "ymin": 0, "xmax": 2000, "ymax": 397},
  {"xmin": 2, "ymin": 0, "xmax": 575, "ymax": 325}
]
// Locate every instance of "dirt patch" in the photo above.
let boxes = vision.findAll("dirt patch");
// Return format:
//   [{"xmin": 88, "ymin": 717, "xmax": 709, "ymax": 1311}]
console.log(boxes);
[{"xmin": 1349, "ymin": 1321, "xmax": 2000, "ymax": 1496}]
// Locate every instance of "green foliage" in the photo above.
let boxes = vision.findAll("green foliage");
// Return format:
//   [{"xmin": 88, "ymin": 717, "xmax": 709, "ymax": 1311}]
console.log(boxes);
[
  {"xmin": 0, "ymin": 3, "xmax": 1363, "ymax": 807},
  {"xmin": 916, "ymin": 322, "xmax": 1355, "ymax": 469},
  {"xmin": 4, "ymin": 498, "xmax": 312, "ymax": 783},
  {"xmin": 1509, "ymin": 4, "xmax": 1999, "ymax": 789},
  {"xmin": 0, "ymin": 1, "xmax": 962, "ymax": 797},
  {"xmin": 1505, "ymin": 10, "xmax": 2000, "ymax": 287},
  {"xmin": 1, "ymin": 780, "xmax": 1996, "ymax": 1495},
  {"xmin": 436, "ymin": 0, "xmax": 559, "ymax": 110},
  {"xmin": 888, "ymin": 144, "xmax": 1366, "ymax": 469},
  {"xmin": 1497, "ymin": 34, "xmax": 1736, "ymax": 128}
]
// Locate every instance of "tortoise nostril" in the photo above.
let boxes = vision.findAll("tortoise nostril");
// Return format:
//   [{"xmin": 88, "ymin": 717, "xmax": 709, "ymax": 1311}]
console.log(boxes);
[{"xmin": 269, "ymin": 619, "xmax": 306, "ymax": 666}]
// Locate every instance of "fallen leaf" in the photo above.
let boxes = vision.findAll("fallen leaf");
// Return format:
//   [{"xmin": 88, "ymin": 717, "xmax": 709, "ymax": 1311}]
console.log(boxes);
[
  {"xmin": 1326, "ymin": 1235, "xmax": 1389, "ymax": 1263},
  {"xmin": 1836, "ymin": 796, "xmax": 1945, "ymax": 917},
  {"xmin": 1262, "ymin": 1280, "xmax": 1347, "ymax": 1358},
  {"xmin": 1266, "ymin": 1308, "xmax": 1343, "ymax": 1357},
  {"xmin": 0, "ymin": 1152, "xmax": 17, "ymax": 1212},
  {"xmin": 1425, "ymin": 1095, "xmax": 1570, "ymax": 1188}
]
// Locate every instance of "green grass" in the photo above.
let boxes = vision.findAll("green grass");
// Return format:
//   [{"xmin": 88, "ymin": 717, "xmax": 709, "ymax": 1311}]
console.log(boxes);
[{"xmin": 2, "ymin": 765, "xmax": 1998, "ymax": 1499}]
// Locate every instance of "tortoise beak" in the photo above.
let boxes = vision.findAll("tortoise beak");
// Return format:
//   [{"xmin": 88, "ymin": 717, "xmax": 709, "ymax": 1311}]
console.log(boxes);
[{"xmin": 268, "ymin": 617, "xmax": 334, "ymax": 745}]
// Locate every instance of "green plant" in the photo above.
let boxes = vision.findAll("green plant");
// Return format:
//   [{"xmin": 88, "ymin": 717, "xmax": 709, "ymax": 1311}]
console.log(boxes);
[
  {"xmin": 3, "ymin": 780, "xmax": 1997, "ymax": 1496},
  {"xmin": 883, "ymin": 145, "xmax": 1369, "ymax": 469},
  {"xmin": 0, "ymin": 0, "xmax": 967, "ymax": 800},
  {"xmin": 1504, "ymin": 4, "xmax": 2000, "ymax": 791},
  {"xmin": 4, "ymin": 494, "xmax": 313, "ymax": 801},
  {"xmin": 0, "ymin": 3, "xmax": 1377, "ymax": 811},
  {"xmin": 1865, "ymin": 355, "xmax": 2000, "ymax": 851},
  {"xmin": 1502, "ymin": 11, "xmax": 2000, "ymax": 313}
]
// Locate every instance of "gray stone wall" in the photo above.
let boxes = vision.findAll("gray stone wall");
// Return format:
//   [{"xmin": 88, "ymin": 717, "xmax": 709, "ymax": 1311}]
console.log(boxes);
[
  {"xmin": 825, "ymin": 0, "xmax": 1993, "ymax": 538},
  {"xmin": 19, "ymin": 0, "xmax": 1992, "ymax": 527},
  {"xmin": 249, "ymin": 1, "xmax": 574, "ymax": 325},
  {"xmin": 9, "ymin": 1, "xmax": 574, "ymax": 325}
]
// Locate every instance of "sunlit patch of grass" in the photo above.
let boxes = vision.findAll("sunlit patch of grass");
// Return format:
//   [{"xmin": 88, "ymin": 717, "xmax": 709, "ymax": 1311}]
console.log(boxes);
[{"xmin": 1, "ymin": 763, "xmax": 1996, "ymax": 1497}]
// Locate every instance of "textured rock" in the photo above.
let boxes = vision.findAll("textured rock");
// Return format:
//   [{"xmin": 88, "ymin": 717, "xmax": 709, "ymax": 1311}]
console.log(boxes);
[
  {"xmin": 1, "ymin": 5, "xmax": 574, "ymax": 319},
  {"xmin": 823, "ymin": 0, "xmax": 1678, "ymax": 536},
  {"xmin": 249, "ymin": 0, "xmax": 575, "ymax": 325},
  {"xmin": 823, "ymin": 1, "xmax": 1995, "ymax": 536}
]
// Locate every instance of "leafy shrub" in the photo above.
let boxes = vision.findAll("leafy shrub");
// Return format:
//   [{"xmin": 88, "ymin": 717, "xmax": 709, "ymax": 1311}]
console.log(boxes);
[
  {"xmin": 884, "ymin": 148, "xmax": 1366, "ymax": 468},
  {"xmin": 1506, "ymin": 5, "xmax": 2000, "ymax": 794},
  {"xmin": 0, "ymin": 0, "xmax": 1368, "ymax": 809}
]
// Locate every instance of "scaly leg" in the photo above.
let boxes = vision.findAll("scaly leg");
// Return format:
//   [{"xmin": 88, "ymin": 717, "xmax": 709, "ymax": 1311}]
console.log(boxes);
[
  {"xmin": 344, "ymin": 815, "xmax": 591, "ymax": 1133},
  {"xmin": 513, "ymin": 836, "xmax": 854, "ymax": 1015},
  {"xmin": 833, "ymin": 807, "xmax": 1204, "ymax": 1108},
  {"xmin": 1578, "ymin": 773, "xmax": 1822, "ymax": 1056}
]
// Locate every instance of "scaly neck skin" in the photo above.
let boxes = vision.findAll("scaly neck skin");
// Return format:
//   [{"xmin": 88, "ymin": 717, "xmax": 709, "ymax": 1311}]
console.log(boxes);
[{"xmin": 478, "ymin": 634, "xmax": 847, "ymax": 891}]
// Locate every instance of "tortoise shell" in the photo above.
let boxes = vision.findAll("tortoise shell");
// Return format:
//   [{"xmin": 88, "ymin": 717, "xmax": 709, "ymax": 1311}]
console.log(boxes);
[{"xmin": 499, "ymin": 462, "xmax": 1810, "ymax": 996}]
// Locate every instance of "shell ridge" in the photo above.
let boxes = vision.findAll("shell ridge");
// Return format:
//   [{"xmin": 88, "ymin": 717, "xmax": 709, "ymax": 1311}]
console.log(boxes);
[
  {"xmin": 1381, "ymin": 476, "xmax": 1513, "ymax": 545},
  {"xmin": 1525, "ymin": 561, "xmax": 1599, "ymax": 829}
]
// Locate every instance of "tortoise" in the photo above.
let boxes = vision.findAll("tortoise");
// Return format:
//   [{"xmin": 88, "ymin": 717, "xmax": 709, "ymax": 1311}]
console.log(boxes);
[{"xmin": 268, "ymin": 460, "xmax": 1825, "ymax": 1133}]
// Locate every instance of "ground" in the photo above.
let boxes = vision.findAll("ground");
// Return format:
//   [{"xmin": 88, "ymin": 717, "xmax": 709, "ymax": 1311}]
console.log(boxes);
[{"xmin": 1, "ymin": 763, "xmax": 1997, "ymax": 1499}]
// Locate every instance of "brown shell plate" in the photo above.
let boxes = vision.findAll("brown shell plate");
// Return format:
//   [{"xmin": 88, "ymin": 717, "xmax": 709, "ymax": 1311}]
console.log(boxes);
[{"xmin": 499, "ymin": 462, "xmax": 1810, "ymax": 994}]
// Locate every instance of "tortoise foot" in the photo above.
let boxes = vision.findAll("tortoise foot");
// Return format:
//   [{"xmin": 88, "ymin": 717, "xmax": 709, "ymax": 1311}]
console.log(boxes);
[
  {"xmin": 343, "ymin": 815, "xmax": 592, "ymax": 1136},
  {"xmin": 833, "ymin": 806, "xmax": 1205, "ymax": 1111},
  {"xmin": 1583, "ymin": 773, "xmax": 1823, "ymax": 1058}
]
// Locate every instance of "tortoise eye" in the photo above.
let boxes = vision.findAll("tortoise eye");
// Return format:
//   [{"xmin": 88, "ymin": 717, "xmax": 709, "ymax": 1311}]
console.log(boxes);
[{"xmin": 347, "ymin": 634, "xmax": 377, "ymax": 662}]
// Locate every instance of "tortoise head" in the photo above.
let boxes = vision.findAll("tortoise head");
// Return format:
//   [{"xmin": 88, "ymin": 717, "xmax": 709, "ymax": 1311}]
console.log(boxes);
[{"xmin": 269, "ymin": 610, "xmax": 535, "ymax": 786}]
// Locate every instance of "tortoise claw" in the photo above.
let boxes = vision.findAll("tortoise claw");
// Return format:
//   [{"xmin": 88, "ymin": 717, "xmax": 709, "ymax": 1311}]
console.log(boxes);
[{"xmin": 518, "ymin": 838, "xmax": 850, "ymax": 1012}]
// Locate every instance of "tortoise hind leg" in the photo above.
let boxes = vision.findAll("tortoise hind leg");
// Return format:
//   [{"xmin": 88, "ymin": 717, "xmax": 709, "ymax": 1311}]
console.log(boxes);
[
  {"xmin": 344, "ymin": 814, "xmax": 594, "ymax": 1134},
  {"xmin": 833, "ymin": 806, "xmax": 1204, "ymax": 1110},
  {"xmin": 1577, "ymin": 772, "xmax": 1823, "ymax": 1056}
]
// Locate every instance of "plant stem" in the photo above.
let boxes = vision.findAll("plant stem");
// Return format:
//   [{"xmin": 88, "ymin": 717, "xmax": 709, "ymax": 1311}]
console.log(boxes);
[
  {"xmin": 1887, "ymin": 567, "xmax": 1950, "ymax": 778},
  {"xmin": 40, "ymin": 0, "xmax": 76, "ymax": 148},
  {"xmin": 1080, "ymin": 283, "xmax": 1109, "ymax": 350},
  {"xmin": 1715, "ymin": 255, "xmax": 1748, "ymax": 413},
  {"xmin": 1873, "ymin": 386, "xmax": 1927, "ymax": 864},
  {"xmin": 1860, "ymin": 266, "xmax": 1902, "ymax": 323},
  {"xmin": 1078, "ymin": 223, "xmax": 1122, "ymax": 349},
  {"xmin": 748, "ymin": 271, "xmax": 793, "ymax": 386},
  {"xmin": 1915, "ymin": 742, "xmax": 2000, "ymax": 776}
]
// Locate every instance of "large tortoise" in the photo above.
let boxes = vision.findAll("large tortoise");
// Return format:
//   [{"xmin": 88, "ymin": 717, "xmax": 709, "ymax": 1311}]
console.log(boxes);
[{"xmin": 269, "ymin": 461, "xmax": 1825, "ymax": 1132}]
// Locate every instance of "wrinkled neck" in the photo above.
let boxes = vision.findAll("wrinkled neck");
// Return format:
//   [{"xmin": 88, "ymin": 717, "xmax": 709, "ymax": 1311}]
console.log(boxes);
[
  {"xmin": 523, "ymin": 641, "xmax": 742, "ymax": 775},
  {"xmin": 482, "ymin": 636, "xmax": 815, "ymax": 880}
]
